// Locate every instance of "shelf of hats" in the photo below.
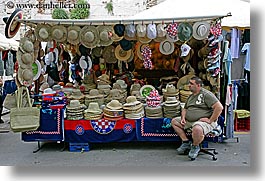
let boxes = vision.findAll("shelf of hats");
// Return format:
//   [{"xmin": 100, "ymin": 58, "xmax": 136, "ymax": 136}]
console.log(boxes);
[{"xmin": 5, "ymin": 9, "xmax": 226, "ymax": 151}]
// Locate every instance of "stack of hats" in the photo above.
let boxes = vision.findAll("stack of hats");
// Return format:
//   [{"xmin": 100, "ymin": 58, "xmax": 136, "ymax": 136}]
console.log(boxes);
[
  {"xmin": 123, "ymin": 96, "xmax": 145, "ymax": 119},
  {"xmin": 130, "ymin": 83, "xmax": 145, "ymax": 103},
  {"xmin": 105, "ymin": 89, "xmax": 124, "ymax": 104},
  {"xmin": 67, "ymin": 88, "xmax": 85, "ymax": 104},
  {"xmin": 97, "ymin": 74, "xmax": 111, "ymax": 98},
  {"xmin": 179, "ymin": 86, "xmax": 192, "ymax": 103},
  {"xmin": 145, "ymin": 90, "xmax": 163, "ymax": 119},
  {"xmin": 103, "ymin": 100, "xmax": 124, "ymax": 121},
  {"xmin": 84, "ymin": 102, "xmax": 103, "ymax": 120},
  {"xmin": 112, "ymin": 79, "xmax": 128, "ymax": 103},
  {"xmin": 81, "ymin": 73, "xmax": 97, "ymax": 94},
  {"xmin": 162, "ymin": 96, "xmax": 181, "ymax": 119},
  {"xmin": 162, "ymin": 84, "xmax": 180, "ymax": 101},
  {"xmin": 84, "ymin": 89, "xmax": 105, "ymax": 108},
  {"xmin": 66, "ymin": 100, "xmax": 86, "ymax": 120}
]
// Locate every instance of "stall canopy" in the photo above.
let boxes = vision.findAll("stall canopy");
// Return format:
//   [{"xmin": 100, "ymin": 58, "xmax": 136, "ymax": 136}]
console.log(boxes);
[
  {"xmin": 0, "ymin": 33, "xmax": 19, "ymax": 51},
  {"xmin": 131, "ymin": 0, "xmax": 249, "ymax": 28}
]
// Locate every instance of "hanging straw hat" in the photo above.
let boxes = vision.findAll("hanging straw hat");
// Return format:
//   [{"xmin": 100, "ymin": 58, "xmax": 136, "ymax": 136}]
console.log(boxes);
[
  {"xmin": 177, "ymin": 22, "xmax": 193, "ymax": 42},
  {"xmin": 19, "ymin": 37, "xmax": 34, "ymax": 53},
  {"xmin": 51, "ymin": 25, "xmax": 67, "ymax": 43},
  {"xmin": 80, "ymin": 26, "xmax": 100, "ymax": 48},
  {"xmin": 192, "ymin": 21, "xmax": 210, "ymax": 40},
  {"xmin": 4, "ymin": 8, "xmax": 23, "ymax": 38},
  {"xmin": 115, "ymin": 45, "xmax": 132, "ymax": 61},
  {"xmin": 18, "ymin": 68, "xmax": 34, "ymax": 87},
  {"xmin": 67, "ymin": 25, "xmax": 81, "ymax": 45},
  {"xmin": 35, "ymin": 24, "xmax": 51, "ymax": 42},
  {"xmin": 136, "ymin": 24, "xmax": 146, "ymax": 38},
  {"xmin": 85, "ymin": 102, "xmax": 102, "ymax": 114},
  {"xmin": 105, "ymin": 99, "xmax": 123, "ymax": 110},
  {"xmin": 154, "ymin": 23, "xmax": 167, "ymax": 42},
  {"xmin": 17, "ymin": 51, "xmax": 34, "ymax": 69},
  {"xmin": 97, "ymin": 25, "xmax": 114, "ymax": 46}
]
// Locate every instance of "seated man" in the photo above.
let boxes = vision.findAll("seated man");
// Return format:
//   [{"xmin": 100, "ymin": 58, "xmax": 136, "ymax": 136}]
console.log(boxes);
[{"xmin": 171, "ymin": 76, "xmax": 223, "ymax": 159}]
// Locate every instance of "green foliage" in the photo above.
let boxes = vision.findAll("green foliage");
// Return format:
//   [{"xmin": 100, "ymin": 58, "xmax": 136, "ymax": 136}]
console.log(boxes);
[
  {"xmin": 52, "ymin": 8, "xmax": 69, "ymax": 19},
  {"xmin": 105, "ymin": 1, "xmax": 114, "ymax": 15},
  {"xmin": 70, "ymin": 0, "xmax": 90, "ymax": 19}
]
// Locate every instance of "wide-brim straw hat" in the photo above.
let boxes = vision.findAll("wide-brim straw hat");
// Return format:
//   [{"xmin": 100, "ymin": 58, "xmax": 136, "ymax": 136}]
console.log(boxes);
[
  {"xmin": 67, "ymin": 25, "xmax": 81, "ymax": 45},
  {"xmin": 137, "ymin": 35, "xmax": 152, "ymax": 44},
  {"xmin": 111, "ymin": 26, "xmax": 123, "ymax": 42},
  {"xmin": 136, "ymin": 24, "xmax": 146, "ymax": 38},
  {"xmin": 17, "ymin": 50, "xmax": 34, "ymax": 69},
  {"xmin": 154, "ymin": 23, "xmax": 167, "ymax": 42},
  {"xmin": 85, "ymin": 89, "xmax": 104, "ymax": 99},
  {"xmin": 97, "ymin": 25, "xmax": 114, "ymax": 46},
  {"xmin": 19, "ymin": 37, "xmax": 34, "ymax": 54},
  {"xmin": 177, "ymin": 74, "xmax": 195, "ymax": 89},
  {"xmin": 116, "ymin": 79, "xmax": 127, "ymax": 89},
  {"xmin": 123, "ymin": 96, "xmax": 141, "ymax": 106},
  {"xmin": 192, "ymin": 21, "xmax": 210, "ymax": 40},
  {"xmin": 80, "ymin": 26, "xmax": 100, "ymax": 49},
  {"xmin": 162, "ymin": 84, "xmax": 179, "ymax": 96},
  {"xmin": 102, "ymin": 45, "xmax": 117, "ymax": 64},
  {"xmin": 115, "ymin": 45, "xmax": 132, "ymax": 61},
  {"xmin": 69, "ymin": 88, "xmax": 85, "ymax": 100},
  {"xmin": 66, "ymin": 100, "xmax": 86, "ymax": 110},
  {"xmin": 97, "ymin": 74, "xmax": 111, "ymax": 84},
  {"xmin": 159, "ymin": 39, "xmax": 175, "ymax": 55},
  {"xmin": 18, "ymin": 68, "xmax": 34, "ymax": 87},
  {"xmin": 35, "ymin": 24, "xmax": 51, "ymax": 42},
  {"xmin": 106, "ymin": 89, "xmax": 123, "ymax": 100},
  {"xmin": 51, "ymin": 25, "xmax": 67, "ymax": 43}
]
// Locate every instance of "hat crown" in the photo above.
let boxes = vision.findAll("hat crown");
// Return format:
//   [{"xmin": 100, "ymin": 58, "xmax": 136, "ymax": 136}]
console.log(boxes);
[
  {"xmin": 21, "ymin": 53, "xmax": 33, "ymax": 64},
  {"xmin": 89, "ymin": 89, "xmax": 99, "ymax": 96},
  {"xmin": 22, "ymin": 39, "xmax": 34, "ymax": 53},
  {"xmin": 68, "ymin": 29, "xmax": 78, "ymax": 39},
  {"xmin": 52, "ymin": 29, "xmax": 63, "ymax": 39},
  {"xmin": 109, "ymin": 89, "xmax": 122, "ymax": 98},
  {"xmin": 147, "ymin": 24, "xmax": 157, "ymax": 39},
  {"xmin": 43, "ymin": 88, "xmax": 55, "ymax": 94},
  {"xmin": 157, "ymin": 24, "xmax": 167, "ymax": 37},
  {"xmin": 136, "ymin": 24, "xmax": 146, "ymax": 37},
  {"xmin": 72, "ymin": 88, "xmax": 83, "ymax": 96},
  {"xmin": 162, "ymin": 41, "xmax": 171, "ymax": 51},
  {"xmin": 87, "ymin": 102, "xmax": 101, "ymax": 112},
  {"xmin": 114, "ymin": 24, "xmax": 125, "ymax": 37},
  {"xmin": 166, "ymin": 84, "xmax": 177, "ymax": 93},
  {"xmin": 22, "ymin": 69, "xmax": 33, "ymax": 80},
  {"xmin": 197, "ymin": 24, "xmax": 208, "ymax": 37},
  {"xmin": 126, "ymin": 96, "xmax": 137, "ymax": 104},
  {"xmin": 100, "ymin": 30, "xmax": 110, "ymax": 41},
  {"xmin": 125, "ymin": 24, "xmax": 136, "ymax": 38},
  {"xmin": 106, "ymin": 100, "xmax": 122, "ymax": 110},
  {"xmin": 69, "ymin": 100, "xmax": 81, "ymax": 107},
  {"xmin": 84, "ymin": 31, "xmax": 95, "ymax": 42}
]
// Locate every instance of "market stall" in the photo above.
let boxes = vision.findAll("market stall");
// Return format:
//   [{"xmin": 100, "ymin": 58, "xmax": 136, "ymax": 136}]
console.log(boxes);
[{"xmin": 4, "ymin": 6, "xmax": 231, "ymax": 152}]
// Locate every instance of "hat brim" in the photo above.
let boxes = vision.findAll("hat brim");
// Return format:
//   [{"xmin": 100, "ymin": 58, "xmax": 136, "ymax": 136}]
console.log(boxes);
[
  {"xmin": 115, "ymin": 45, "xmax": 132, "ymax": 61},
  {"xmin": 32, "ymin": 60, "xmax": 41, "ymax": 81},
  {"xmin": 5, "ymin": 9, "xmax": 23, "ymax": 38},
  {"xmin": 51, "ymin": 25, "xmax": 67, "ymax": 43},
  {"xmin": 17, "ymin": 50, "xmax": 33, "ymax": 69},
  {"xmin": 137, "ymin": 36, "xmax": 152, "ymax": 44},
  {"xmin": 140, "ymin": 85, "xmax": 155, "ymax": 98}
]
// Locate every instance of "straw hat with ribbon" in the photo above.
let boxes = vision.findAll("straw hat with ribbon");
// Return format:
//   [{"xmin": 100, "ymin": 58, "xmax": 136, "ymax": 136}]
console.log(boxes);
[
  {"xmin": 35, "ymin": 24, "xmax": 51, "ymax": 42},
  {"xmin": 67, "ymin": 25, "xmax": 81, "ymax": 45},
  {"xmin": 80, "ymin": 26, "xmax": 100, "ymax": 48},
  {"xmin": 97, "ymin": 25, "xmax": 114, "ymax": 46},
  {"xmin": 159, "ymin": 39, "xmax": 175, "ymax": 55}
]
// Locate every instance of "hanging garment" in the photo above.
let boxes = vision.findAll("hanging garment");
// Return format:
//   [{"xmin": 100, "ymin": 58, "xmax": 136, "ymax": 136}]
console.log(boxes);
[
  {"xmin": 241, "ymin": 43, "xmax": 250, "ymax": 72},
  {"xmin": 230, "ymin": 28, "xmax": 241, "ymax": 59},
  {"xmin": 0, "ymin": 51, "xmax": 4, "ymax": 76},
  {"xmin": 6, "ymin": 51, "xmax": 14, "ymax": 76},
  {"xmin": 222, "ymin": 41, "xmax": 233, "ymax": 84},
  {"xmin": 225, "ymin": 85, "xmax": 234, "ymax": 139}
]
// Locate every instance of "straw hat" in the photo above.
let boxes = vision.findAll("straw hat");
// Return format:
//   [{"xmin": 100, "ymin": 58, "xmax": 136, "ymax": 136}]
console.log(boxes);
[
  {"xmin": 138, "ymin": 35, "xmax": 152, "ymax": 44},
  {"xmin": 159, "ymin": 39, "xmax": 175, "ymax": 55},
  {"xmin": 154, "ymin": 23, "xmax": 167, "ymax": 42},
  {"xmin": 66, "ymin": 100, "xmax": 86, "ymax": 110},
  {"xmin": 67, "ymin": 25, "xmax": 81, "ymax": 45},
  {"xmin": 4, "ymin": 8, "xmax": 23, "ymax": 38},
  {"xmin": 177, "ymin": 22, "xmax": 193, "ymax": 42},
  {"xmin": 192, "ymin": 21, "xmax": 210, "ymax": 40},
  {"xmin": 102, "ymin": 45, "xmax": 117, "ymax": 64},
  {"xmin": 51, "ymin": 25, "xmax": 67, "ymax": 43},
  {"xmin": 116, "ymin": 79, "xmax": 127, "ymax": 89},
  {"xmin": 17, "ymin": 51, "xmax": 33, "ymax": 69},
  {"xmin": 106, "ymin": 100, "xmax": 123, "ymax": 110},
  {"xmin": 35, "ymin": 24, "xmax": 51, "ymax": 42},
  {"xmin": 18, "ymin": 68, "xmax": 34, "ymax": 87},
  {"xmin": 42, "ymin": 88, "xmax": 56, "ymax": 95},
  {"xmin": 97, "ymin": 25, "xmax": 113, "ymax": 46},
  {"xmin": 123, "ymin": 96, "xmax": 141, "ymax": 107},
  {"xmin": 80, "ymin": 26, "xmax": 100, "ymax": 48},
  {"xmin": 69, "ymin": 88, "xmax": 85, "ymax": 100},
  {"xmin": 162, "ymin": 84, "xmax": 179, "ymax": 96},
  {"xmin": 97, "ymin": 74, "xmax": 111, "ymax": 84},
  {"xmin": 136, "ymin": 24, "xmax": 146, "ymax": 38},
  {"xmin": 85, "ymin": 89, "xmax": 104, "ymax": 99},
  {"xmin": 19, "ymin": 37, "xmax": 34, "ymax": 53},
  {"xmin": 164, "ymin": 96, "xmax": 180, "ymax": 107},
  {"xmin": 115, "ymin": 45, "xmax": 132, "ymax": 61},
  {"xmin": 111, "ymin": 26, "xmax": 123, "ymax": 42},
  {"xmin": 85, "ymin": 102, "xmax": 102, "ymax": 114}
]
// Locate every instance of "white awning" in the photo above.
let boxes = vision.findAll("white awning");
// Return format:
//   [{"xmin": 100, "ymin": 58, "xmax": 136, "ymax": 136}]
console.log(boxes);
[{"xmin": 0, "ymin": 33, "xmax": 19, "ymax": 51}]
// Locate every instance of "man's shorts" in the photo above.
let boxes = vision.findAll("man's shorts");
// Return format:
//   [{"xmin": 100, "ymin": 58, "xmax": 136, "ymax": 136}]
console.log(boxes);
[{"xmin": 173, "ymin": 117, "xmax": 217, "ymax": 135}]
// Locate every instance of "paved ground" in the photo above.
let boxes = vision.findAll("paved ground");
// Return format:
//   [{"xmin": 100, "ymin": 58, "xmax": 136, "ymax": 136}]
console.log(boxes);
[{"xmin": 0, "ymin": 111, "xmax": 250, "ymax": 167}]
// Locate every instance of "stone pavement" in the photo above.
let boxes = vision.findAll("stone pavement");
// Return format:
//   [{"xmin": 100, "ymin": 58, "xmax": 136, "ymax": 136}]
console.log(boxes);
[{"xmin": 0, "ymin": 111, "xmax": 250, "ymax": 166}]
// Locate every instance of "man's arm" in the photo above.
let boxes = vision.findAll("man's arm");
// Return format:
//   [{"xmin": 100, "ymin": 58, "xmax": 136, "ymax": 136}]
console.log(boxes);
[{"xmin": 200, "ymin": 101, "xmax": 223, "ymax": 124}]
